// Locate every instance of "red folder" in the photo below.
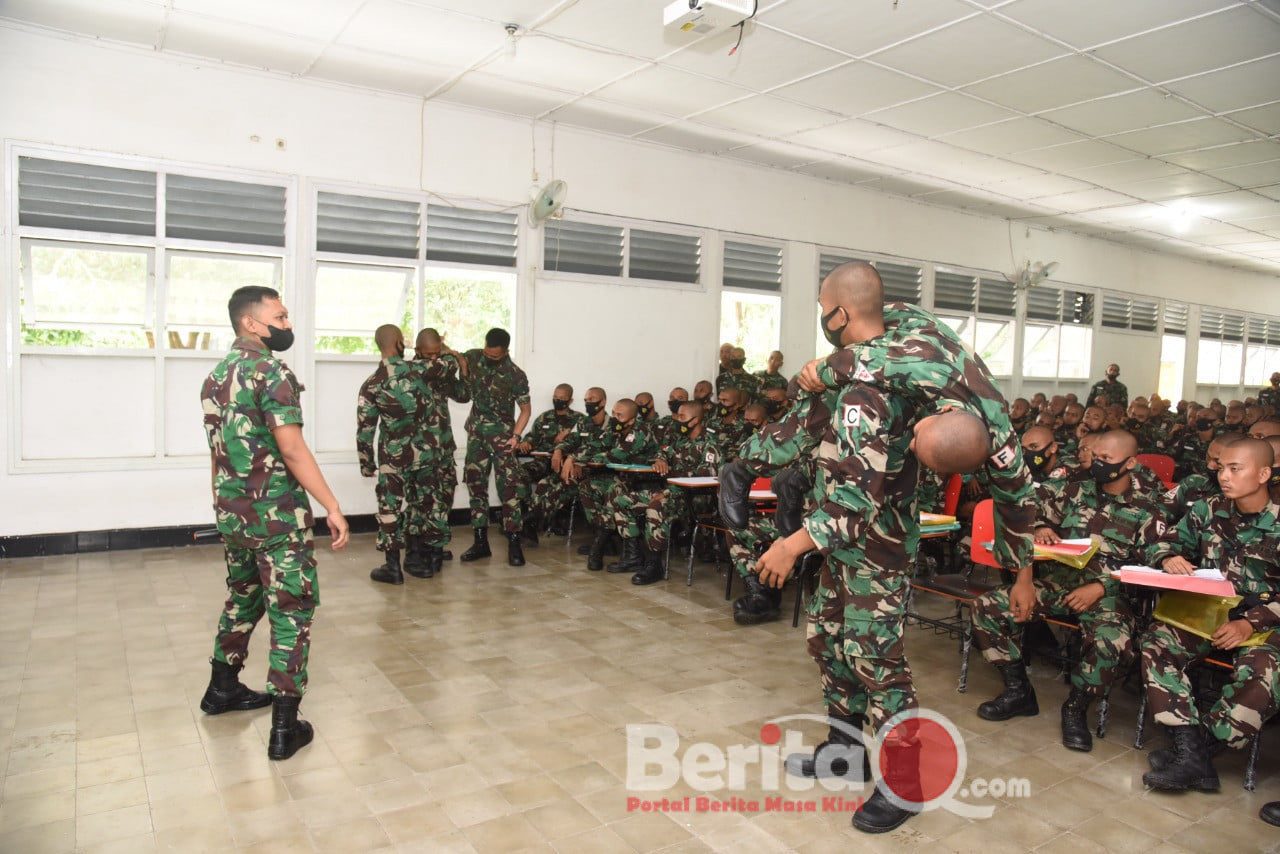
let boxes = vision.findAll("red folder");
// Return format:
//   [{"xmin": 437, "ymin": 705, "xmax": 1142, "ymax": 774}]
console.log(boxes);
[{"xmin": 1117, "ymin": 567, "xmax": 1237, "ymax": 597}]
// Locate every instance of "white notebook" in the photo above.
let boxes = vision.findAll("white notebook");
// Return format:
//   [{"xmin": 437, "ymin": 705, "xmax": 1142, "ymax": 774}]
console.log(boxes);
[{"xmin": 1117, "ymin": 565, "xmax": 1226, "ymax": 581}]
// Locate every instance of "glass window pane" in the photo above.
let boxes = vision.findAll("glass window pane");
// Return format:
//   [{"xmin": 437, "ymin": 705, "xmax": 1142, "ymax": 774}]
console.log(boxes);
[
  {"xmin": 1159, "ymin": 334, "xmax": 1185, "ymax": 400},
  {"xmin": 314, "ymin": 262, "xmax": 413, "ymax": 355},
  {"xmin": 1197, "ymin": 339, "xmax": 1221, "ymax": 385},
  {"xmin": 1058, "ymin": 325, "xmax": 1092, "ymax": 379},
  {"xmin": 1220, "ymin": 342, "xmax": 1243, "ymax": 385},
  {"xmin": 720, "ymin": 291, "xmax": 780, "ymax": 372},
  {"xmin": 421, "ymin": 267, "xmax": 516, "ymax": 353},
  {"xmin": 23, "ymin": 242, "xmax": 151, "ymax": 348},
  {"xmin": 1246, "ymin": 344, "xmax": 1269, "ymax": 387},
  {"xmin": 975, "ymin": 319, "xmax": 1013, "ymax": 375},
  {"xmin": 1022, "ymin": 324, "xmax": 1059, "ymax": 378},
  {"xmin": 167, "ymin": 252, "xmax": 279, "ymax": 351}
]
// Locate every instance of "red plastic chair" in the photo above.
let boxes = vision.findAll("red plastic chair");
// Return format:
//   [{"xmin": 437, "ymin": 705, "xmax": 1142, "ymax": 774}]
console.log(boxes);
[
  {"xmin": 1135, "ymin": 454, "xmax": 1175, "ymax": 488},
  {"xmin": 969, "ymin": 498, "xmax": 997, "ymax": 568},
  {"xmin": 942, "ymin": 474, "xmax": 963, "ymax": 516},
  {"xmin": 751, "ymin": 477, "xmax": 772, "ymax": 492}
]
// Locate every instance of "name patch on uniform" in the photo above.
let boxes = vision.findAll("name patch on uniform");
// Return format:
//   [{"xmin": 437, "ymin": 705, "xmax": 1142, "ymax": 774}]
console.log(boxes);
[
  {"xmin": 854, "ymin": 363, "xmax": 875, "ymax": 383},
  {"xmin": 989, "ymin": 445, "xmax": 1016, "ymax": 469},
  {"xmin": 705, "ymin": 452, "xmax": 717, "ymax": 463},
  {"xmin": 842, "ymin": 404, "xmax": 862, "ymax": 427}
]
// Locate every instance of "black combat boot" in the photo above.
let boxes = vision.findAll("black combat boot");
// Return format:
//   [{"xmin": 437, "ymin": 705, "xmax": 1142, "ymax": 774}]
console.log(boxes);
[
  {"xmin": 853, "ymin": 738, "xmax": 922, "ymax": 834},
  {"xmin": 550, "ymin": 508, "xmax": 571, "ymax": 537},
  {"xmin": 441, "ymin": 549, "xmax": 452, "ymax": 561},
  {"xmin": 607, "ymin": 537, "xmax": 643, "ymax": 573},
  {"xmin": 785, "ymin": 713, "xmax": 870, "ymax": 781},
  {"xmin": 976, "ymin": 660, "xmax": 1039, "ymax": 721},
  {"xmin": 773, "ymin": 466, "xmax": 809, "ymax": 536},
  {"xmin": 1260, "ymin": 802, "xmax": 1280, "ymax": 826},
  {"xmin": 460, "ymin": 527, "xmax": 491, "ymax": 562},
  {"xmin": 199, "ymin": 659, "xmax": 271, "ymax": 715},
  {"xmin": 370, "ymin": 549, "xmax": 404, "ymax": 585},
  {"xmin": 521, "ymin": 515, "xmax": 540, "ymax": 548},
  {"xmin": 407, "ymin": 544, "xmax": 436, "ymax": 579},
  {"xmin": 1142, "ymin": 725, "xmax": 1220, "ymax": 792},
  {"xmin": 424, "ymin": 544, "xmax": 443, "ymax": 577},
  {"xmin": 1060, "ymin": 687, "xmax": 1093, "ymax": 752},
  {"xmin": 735, "ymin": 585, "xmax": 782, "ymax": 625},
  {"xmin": 402, "ymin": 536, "xmax": 426, "ymax": 577},
  {"xmin": 631, "ymin": 543, "xmax": 665, "ymax": 586},
  {"xmin": 266, "ymin": 695, "xmax": 314, "ymax": 761},
  {"xmin": 717, "ymin": 460, "xmax": 755, "ymax": 529},
  {"xmin": 586, "ymin": 528, "xmax": 609, "ymax": 571},
  {"xmin": 507, "ymin": 532, "xmax": 526, "ymax": 567},
  {"xmin": 1148, "ymin": 725, "xmax": 1223, "ymax": 772}
]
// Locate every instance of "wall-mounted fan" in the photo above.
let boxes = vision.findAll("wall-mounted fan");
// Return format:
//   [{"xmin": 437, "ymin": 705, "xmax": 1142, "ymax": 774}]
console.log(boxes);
[
  {"xmin": 528, "ymin": 179, "xmax": 567, "ymax": 227},
  {"xmin": 1014, "ymin": 259, "xmax": 1059, "ymax": 291}
]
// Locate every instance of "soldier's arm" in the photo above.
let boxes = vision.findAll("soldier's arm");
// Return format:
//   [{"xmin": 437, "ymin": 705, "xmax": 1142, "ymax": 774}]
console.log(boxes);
[
  {"xmin": 1146, "ymin": 499, "xmax": 1205, "ymax": 567},
  {"xmin": 735, "ymin": 389, "xmax": 831, "ymax": 477},
  {"xmin": 355, "ymin": 381, "xmax": 379, "ymax": 476},
  {"xmin": 447, "ymin": 359, "xmax": 471, "ymax": 404},
  {"xmin": 1034, "ymin": 479, "xmax": 1067, "ymax": 530}
]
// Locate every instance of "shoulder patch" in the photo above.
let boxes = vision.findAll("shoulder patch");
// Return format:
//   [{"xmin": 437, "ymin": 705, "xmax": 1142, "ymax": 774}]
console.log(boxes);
[
  {"xmin": 854, "ymin": 363, "xmax": 875, "ymax": 383},
  {"xmin": 989, "ymin": 445, "xmax": 1017, "ymax": 469},
  {"xmin": 842, "ymin": 404, "xmax": 862, "ymax": 427}
]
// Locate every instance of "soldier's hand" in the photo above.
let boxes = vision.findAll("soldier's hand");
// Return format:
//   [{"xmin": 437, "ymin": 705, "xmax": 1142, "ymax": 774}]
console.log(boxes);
[
  {"xmin": 1034, "ymin": 527, "xmax": 1061, "ymax": 545},
  {"xmin": 1009, "ymin": 579, "xmax": 1038, "ymax": 623},
  {"xmin": 1162, "ymin": 555, "xmax": 1196, "ymax": 575},
  {"xmin": 551, "ymin": 448, "xmax": 564, "ymax": 472},
  {"xmin": 502, "ymin": 436, "xmax": 520, "ymax": 453},
  {"xmin": 1063, "ymin": 581, "xmax": 1104, "ymax": 613},
  {"xmin": 1211, "ymin": 618, "xmax": 1254, "ymax": 650},
  {"xmin": 796, "ymin": 359, "xmax": 827, "ymax": 393},
  {"xmin": 327, "ymin": 510, "xmax": 350, "ymax": 550},
  {"xmin": 653, "ymin": 459, "xmax": 670, "ymax": 476},
  {"xmin": 517, "ymin": 440, "xmax": 532, "ymax": 454},
  {"xmin": 554, "ymin": 428, "xmax": 572, "ymax": 443},
  {"xmin": 756, "ymin": 539, "xmax": 796, "ymax": 589}
]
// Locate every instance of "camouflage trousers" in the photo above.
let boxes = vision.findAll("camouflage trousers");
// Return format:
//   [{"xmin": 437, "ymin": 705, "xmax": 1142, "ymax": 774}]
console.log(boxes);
[
  {"xmin": 726, "ymin": 513, "xmax": 780, "ymax": 584},
  {"xmin": 807, "ymin": 557, "xmax": 916, "ymax": 733},
  {"xmin": 1141, "ymin": 622, "xmax": 1280, "ymax": 749},
  {"xmin": 529, "ymin": 472, "xmax": 575, "ymax": 521},
  {"xmin": 212, "ymin": 529, "xmax": 318, "ymax": 697},
  {"xmin": 405, "ymin": 458, "xmax": 457, "ymax": 548},
  {"xmin": 644, "ymin": 488, "xmax": 712, "ymax": 553},
  {"xmin": 577, "ymin": 473, "xmax": 618, "ymax": 528},
  {"xmin": 373, "ymin": 466, "xmax": 410, "ymax": 552},
  {"xmin": 606, "ymin": 479, "xmax": 658, "ymax": 539},
  {"xmin": 464, "ymin": 431, "xmax": 524, "ymax": 533},
  {"xmin": 972, "ymin": 577, "xmax": 1134, "ymax": 696}
]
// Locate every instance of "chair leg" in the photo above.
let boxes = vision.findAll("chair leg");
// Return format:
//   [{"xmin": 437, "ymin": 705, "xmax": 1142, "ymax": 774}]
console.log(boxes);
[
  {"xmin": 792, "ymin": 581, "xmax": 804, "ymax": 628},
  {"xmin": 566, "ymin": 500, "xmax": 576, "ymax": 541},
  {"xmin": 1096, "ymin": 693, "xmax": 1109, "ymax": 739},
  {"xmin": 1245, "ymin": 732, "xmax": 1261, "ymax": 792},
  {"xmin": 1133, "ymin": 691, "xmax": 1148, "ymax": 749},
  {"xmin": 958, "ymin": 621, "xmax": 972, "ymax": 694},
  {"xmin": 684, "ymin": 528, "xmax": 696, "ymax": 584},
  {"xmin": 724, "ymin": 560, "xmax": 734, "ymax": 600}
]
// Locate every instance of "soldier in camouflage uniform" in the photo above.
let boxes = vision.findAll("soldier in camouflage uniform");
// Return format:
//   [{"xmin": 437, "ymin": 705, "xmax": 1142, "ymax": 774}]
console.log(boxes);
[
  {"xmin": 653, "ymin": 387, "xmax": 689, "ymax": 446},
  {"xmin": 1171, "ymin": 412, "xmax": 1220, "ymax": 480},
  {"xmin": 1140, "ymin": 437, "xmax": 1280, "ymax": 793},
  {"xmin": 716, "ymin": 346, "xmax": 762, "ymax": 401},
  {"xmin": 1088, "ymin": 364, "xmax": 1129, "ymax": 408},
  {"xmin": 1021, "ymin": 426, "xmax": 1071, "ymax": 484},
  {"xmin": 754, "ymin": 350, "xmax": 787, "ymax": 392},
  {"xmin": 708, "ymin": 387, "xmax": 752, "ymax": 457},
  {"xmin": 1260, "ymin": 373, "xmax": 1280, "ymax": 411},
  {"xmin": 518, "ymin": 383, "xmax": 585, "ymax": 541},
  {"xmin": 728, "ymin": 456, "xmax": 817, "ymax": 624},
  {"xmin": 356, "ymin": 325, "xmax": 447, "ymax": 585},
  {"xmin": 402, "ymin": 329, "xmax": 470, "ymax": 577},
  {"xmin": 1055, "ymin": 402, "xmax": 1085, "ymax": 448},
  {"xmin": 1124, "ymin": 400, "xmax": 1163, "ymax": 453},
  {"xmin": 635, "ymin": 391, "xmax": 658, "ymax": 425},
  {"xmin": 973, "ymin": 430, "xmax": 1163, "ymax": 752},
  {"xmin": 199, "ymin": 286, "xmax": 349, "ymax": 762},
  {"xmin": 529, "ymin": 387, "xmax": 607, "ymax": 547},
  {"xmin": 460, "ymin": 328, "xmax": 531, "ymax": 567},
  {"xmin": 1160, "ymin": 434, "xmax": 1227, "ymax": 523}
]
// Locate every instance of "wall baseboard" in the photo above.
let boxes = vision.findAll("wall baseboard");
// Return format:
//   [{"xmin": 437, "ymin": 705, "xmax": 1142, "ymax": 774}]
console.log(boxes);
[{"xmin": 0, "ymin": 508, "xmax": 494, "ymax": 559}]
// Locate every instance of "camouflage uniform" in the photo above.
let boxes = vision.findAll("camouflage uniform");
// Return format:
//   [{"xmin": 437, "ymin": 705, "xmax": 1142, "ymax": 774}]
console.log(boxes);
[
  {"xmin": 1088, "ymin": 378, "xmax": 1129, "ymax": 408},
  {"xmin": 529, "ymin": 416, "xmax": 604, "ymax": 523},
  {"xmin": 639, "ymin": 426, "xmax": 726, "ymax": 554},
  {"xmin": 727, "ymin": 457, "xmax": 815, "ymax": 584},
  {"xmin": 1259, "ymin": 385, "xmax": 1280, "ymax": 410},
  {"xmin": 1159, "ymin": 473, "xmax": 1217, "ymax": 524},
  {"xmin": 1125, "ymin": 418, "xmax": 1162, "ymax": 454},
  {"xmin": 754, "ymin": 370, "xmax": 788, "ymax": 392},
  {"xmin": 652, "ymin": 414, "xmax": 681, "ymax": 447},
  {"xmin": 462, "ymin": 349, "xmax": 530, "ymax": 534},
  {"xmin": 1171, "ymin": 433, "xmax": 1210, "ymax": 481},
  {"xmin": 202, "ymin": 337, "xmax": 317, "ymax": 698},
  {"xmin": 574, "ymin": 419, "xmax": 659, "ymax": 529},
  {"xmin": 716, "ymin": 367, "xmax": 761, "ymax": 400},
  {"xmin": 520, "ymin": 407, "xmax": 586, "ymax": 499},
  {"xmin": 405, "ymin": 355, "xmax": 469, "ymax": 548},
  {"xmin": 972, "ymin": 477, "xmax": 1163, "ymax": 696},
  {"xmin": 1142, "ymin": 497, "xmax": 1280, "ymax": 748}
]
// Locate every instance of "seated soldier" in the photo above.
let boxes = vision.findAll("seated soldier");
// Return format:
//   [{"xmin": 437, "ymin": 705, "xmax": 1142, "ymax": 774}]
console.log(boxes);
[
  {"xmin": 1140, "ymin": 437, "xmax": 1280, "ymax": 794},
  {"xmin": 1222, "ymin": 402, "xmax": 1246, "ymax": 431},
  {"xmin": 973, "ymin": 430, "xmax": 1163, "ymax": 752},
  {"xmin": 1250, "ymin": 418, "xmax": 1280, "ymax": 440},
  {"xmin": 530, "ymin": 387, "xmax": 607, "ymax": 545},
  {"xmin": 635, "ymin": 391, "xmax": 658, "ymax": 424},
  {"xmin": 1030, "ymin": 392, "xmax": 1048, "ymax": 415},
  {"xmin": 1172, "ymin": 409, "xmax": 1220, "ymax": 480},
  {"xmin": 518, "ymin": 383, "xmax": 585, "ymax": 541},
  {"xmin": 1034, "ymin": 409, "xmax": 1058, "ymax": 431},
  {"xmin": 729, "ymin": 458, "xmax": 815, "ymax": 625},
  {"xmin": 743, "ymin": 402, "xmax": 768, "ymax": 433},
  {"xmin": 655, "ymin": 387, "xmax": 689, "ymax": 444},
  {"xmin": 1022, "ymin": 426, "xmax": 1070, "ymax": 483},
  {"xmin": 1104, "ymin": 404, "xmax": 1126, "ymax": 431},
  {"xmin": 692, "ymin": 379, "xmax": 714, "ymax": 412},
  {"xmin": 761, "ymin": 386, "xmax": 789, "ymax": 421},
  {"xmin": 755, "ymin": 350, "xmax": 787, "ymax": 391},
  {"xmin": 1160, "ymin": 433, "xmax": 1235, "ymax": 523},
  {"xmin": 1010, "ymin": 398, "xmax": 1033, "ymax": 434},
  {"xmin": 1244, "ymin": 403, "xmax": 1264, "ymax": 431},
  {"xmin": 1125, "ymin": 400, "xmax": 1161, "ymax": 453},
  {"xmin": 1056, "ymin": 403, "xmax": 1085, "ymax": 447},
  {"xmin": 710, "ymin": 387, "xmax": 751, "ymax": 453}
]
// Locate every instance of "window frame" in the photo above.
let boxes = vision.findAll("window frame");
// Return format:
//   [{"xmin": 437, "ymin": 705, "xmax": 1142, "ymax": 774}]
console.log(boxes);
[{"xmin": 538, "ymin": 209, "xmax": 708, "ymax": 293}]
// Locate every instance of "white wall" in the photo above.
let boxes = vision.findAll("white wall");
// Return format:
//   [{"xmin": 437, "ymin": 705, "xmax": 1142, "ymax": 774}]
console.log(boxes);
[{"xmin": 2, "ymin": 27, "xmax": 1278, "ymax": 537}]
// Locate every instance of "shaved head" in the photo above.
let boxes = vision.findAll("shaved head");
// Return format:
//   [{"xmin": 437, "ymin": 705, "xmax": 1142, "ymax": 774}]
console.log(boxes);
[
  {"xmin": 912, "ymin": 410, "xmax": 989, "ymax": 475},
  {"xmin": 1222, "ymin": 436, "xmax": 1274, "ymax": 467},
  {"xmin": 1251, "ymin": 419, "xmax": 1280, "ymax": 439},
  {"xmin": 820, "ymin": 262, "xmax": 884, "ymax": 322},
  {"xmin": 614, "ymin": 399, "xmax": 638, "ymax": 421},
  {"xmin": 1022, "ymin": 426, "xmax": 1055, "ymax": 450},
  {"xmin": 555, "ymin": 383, "xmax": 573, "ymax": 396},
  {"xmin": 1218, "ymin": 436, "xmax": 1275, "ymax": 502},
  {"xmin": 1095, "ymin": 430, "xmax": 1138, "ymax": 460},
  {"xmin": 1266, "ymin": 436, "xmax": 1280, "ymax": 461}
]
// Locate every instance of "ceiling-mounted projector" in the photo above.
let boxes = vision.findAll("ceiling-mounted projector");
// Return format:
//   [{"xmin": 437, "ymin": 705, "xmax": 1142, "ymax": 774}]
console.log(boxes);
[{"xmin": 663, "ymin": 0, "xmax": 755, "ymax": 36}]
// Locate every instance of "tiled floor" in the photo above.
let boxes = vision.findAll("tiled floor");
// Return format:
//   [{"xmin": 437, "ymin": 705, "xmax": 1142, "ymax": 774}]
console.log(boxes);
[{"xmin": 2, "ymin": 528, "xmax": 1279, "ymax": 853}]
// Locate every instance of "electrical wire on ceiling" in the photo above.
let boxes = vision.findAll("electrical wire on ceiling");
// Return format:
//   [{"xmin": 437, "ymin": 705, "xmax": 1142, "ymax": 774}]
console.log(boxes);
[{"xmin": 729, "ymin": 0, "xmax": 759, "ymax": 56}]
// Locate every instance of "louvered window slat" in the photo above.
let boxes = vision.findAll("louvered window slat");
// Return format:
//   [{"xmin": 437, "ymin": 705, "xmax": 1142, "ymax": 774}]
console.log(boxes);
[
  {"xmin": 426, "ymin": 204, "xmax": 517, "ymax": 267},
  {"xmin": 978, "ymin": 277, "xmax": 1015, "ymax": 317},
  {"xmin": 1026, "ymin": 285, "xmax": 1060, "ymax": 322},
  {"xmin": 723, "ymin": 240, "xmax": 782, "ymax": 292},
  {"xmin": 166, "ymin": 174, "xmax": 286, "ymax": 246},
  {"xmin": 1102, "ymin": 294, "xmax": 1131, "ymax": 329},
  {"xmin": 1164, "ymin": 301, "xmax": 1188, "ymax": 335},
  {"xmin": 543, "ymin": 219, "xmax": 624, "ymax": 277},
  {"xmin": 933, "ymin": 270, "xmax": 977, "ymax": 313},
  {"xmin": 18, "ymin": 156, "xmax": 157, "ymax": 235},
  {"xmin": 629, "ymin": 229, "xmax": 700, "ymax": 284},
  {"xmin": 317, "ymin": 192, "xmax": 420, "ymax": 258},
  {"xmin": 878, "ymin": 260, "xmax": 922, "ymax": 304},
  {"xmin": 1132, "ymin": 299, "xmax": 1158, "ymax": 332}
]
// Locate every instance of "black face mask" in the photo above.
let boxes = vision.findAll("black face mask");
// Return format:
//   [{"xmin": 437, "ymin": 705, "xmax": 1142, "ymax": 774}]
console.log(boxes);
[
  {"xmin": 679, "ymin": 419, "xmax": 698, "ymax": 435},
  {"xmin": 585, "ymin": 401, "xmax": 602, "ymax": 417},
  {"xmin": 553, "ymin": 399, "xmax": 569, "ymax": 411},
  {"xmin": 1271, "ymin": 465, "xmax": 1280, "ymax": 488},
  {"xmin": 766, "ymin": 400, "xmax": 783, "ymax": 416},
  {"xmin": 717, "ymin": 404, "xmax": 731, "ymax": 418},
  {"xmin": 261, "ymin": 324, "xmax": 294, "ymax": 352},
  {"xmin": 1026, "ymin": 450, "xmax": 1051, "ymax": 478},
  {"xmin": 637, "ymin": 405, "xmax": 652, "ymax": 419},
  {"xmin": 668, "ymin": 399, "xmax": 681, "ymax": 415},
  {"xmin": 1091, "ymin": 457, "xmax": 1130, "ymax": 485},
  {"xmin": 613, "ymin": 419, "xmax": 631, "ymax": 434},
  {"xmin": 730, "ymin": 358, "xmax": 746, "ymax": 369},
  {"xmin": 1195, "ymin": 419, "xmax": 1215, "ymax": 432},
  {"xmin": 820, "ymin": 305, "xmax": 848, "ymax": 348}
]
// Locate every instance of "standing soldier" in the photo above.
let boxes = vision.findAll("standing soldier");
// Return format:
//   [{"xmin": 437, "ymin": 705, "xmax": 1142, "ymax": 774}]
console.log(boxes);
[
  {"xmin": 1261, "ymin": 372, "xmax": 1280, "ymax": 410},
  {"xmin": 403, "ymin": 329, "xmax": 469, "ymax": 578},
  {"xmin": 1088, "ymin": 363, "xmax": 1129, "ymax": 408},
  {"xmin": 755, "ymin": 350, "xmax": 787, "ymax": 391},
  {"xmin": 199, "ymin": 286, "xmax": 349, "ymax": 762},
  {"xmin": 460, "ymin": 328, "xmax": 531, "ymax": 567}
]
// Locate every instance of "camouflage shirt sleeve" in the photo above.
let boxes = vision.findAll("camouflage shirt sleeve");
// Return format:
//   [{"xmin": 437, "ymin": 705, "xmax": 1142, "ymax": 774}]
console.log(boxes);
[
  {"xmin": 513, "ymin": 365, "xmax": 531, "ymax": 408},
  {"xmin": 735, "ymin": 391, "xmax": 831, "ymax": 477},
  {"xmin": 258, "ymin": 359, "xmax": 305, "ymax": 430},
  {"xmin": 1147, "ymin": 498, "xmax": 1209, "ymax": 567},
  {"xmin": 802, "ymin": 389, "xmax": 891, "ymax": 557},
  {"xmin": 1034, "ymin": 479, "xmax": 1069, "ymax": 530},
  {"xmin": 356, "ymin": 372, "xmax": 381, "ymax": 475}
]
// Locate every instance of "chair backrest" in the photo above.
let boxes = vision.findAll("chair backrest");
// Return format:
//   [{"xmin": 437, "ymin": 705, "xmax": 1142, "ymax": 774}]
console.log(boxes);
[
  {"xmin": 751, "ymin": 477, "xmax": 772, "ymax": 492},
  {"xmin": 942, "ymin": 474, "xmax": 963, "ymax": 516},
  {"xmin": 969, "ymin": 498, "xmax": 998, "ymax": 568},
  {"xmin": 1136, "ymin": 453, "xmax": 1175, "ymax": 488}
]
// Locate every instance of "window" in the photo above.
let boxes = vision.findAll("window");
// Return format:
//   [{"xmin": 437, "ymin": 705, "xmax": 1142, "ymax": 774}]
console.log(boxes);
[
  {"xmin": 543, "ymin": 217, "xmax": 702, "ymax": 285},
  {"xmin": 1101, "ymin": 294, "xmax": 1158, "ymax": 333},
  {"xmin": 314, "ymin": 262, "xmax": 414, "ymax": 355},
  {"xmin": 724, "ymin": 240, "xmax": 782, "ymax": 292},
  {"xmin": 933, "ymin": 268, "xmax": 1015, "ymax": 375},
  {"xmin": 818, "ymin": 251, "xmax": 922, "ymax": 304},
  {"xmin": 1158, "ymin": 301, "xmax": 1188, "ymax": 399},
  {"xmin": 629, "ymin": 229, "xmax": 700, "ymax": 284},
  {"xmin": 1244, "ymin": 317, "xmax": 1280, "ymax": 388},
  {"xmin": 1022, "ymin": 285, "xmax": 1093, "ymax": 380},
  {"xmin": 422, "ymin": 266, "xmax": 517, "ymax": 354},
  {"xmin": 165, "ymin": 252, "xmax": 281, "ymax": 351},
  {"xmin": 20, "ymin": 241, "xmax": 152, "ymax": 349},
  {"xmin": 721, "ymin": 290, "xmax": 781, "ymax": 372},
  {"xmin": 1197, "ymin": 308, "xmax": 1244, "ymax": 386},
  {"xmin": 544, "ymin": 219, "xmax": 623, "ymax": 277}
]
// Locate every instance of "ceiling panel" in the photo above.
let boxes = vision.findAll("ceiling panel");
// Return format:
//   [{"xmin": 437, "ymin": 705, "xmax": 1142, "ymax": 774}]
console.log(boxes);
[
  {"xmin": 723, "ymin": 141, "xmax": 829, "ymax": 170},
  {"xmin": 1040, "ymin": 89, "xmax": 1205, "ymax": 136},
  {"xmin": 871, "ymin": 15, "xmax": 1067, "ymax": 87},
  {"xmin": 1007, "ymin": 139, "xmax": 1139, "ymax": 171},
  {"xmin": 482, "ymin": 36, "xmax": 649, "ymax": 94},
  {"xmin": 661, "ymin": 25, "xmax": 847, "ymax": 92},
  {"xmin": 0, "ymin": 0, "xmax": 165, "ymax": 46},
  {"xmin": 769, "ymin": 62, "xmax": 942, "ymax": 117},
  {"xmin": 163, "ymin": 13, "xmax": 324, "ymax": 74},
  {"xmin": 1163, "ymin": 140, "xmax": 1280, "ymax": 170},
  {"xmin": 1104, "ymin": 117, "xmax": 1258, "ymax": 156},
  {"xmin": 338, "ymin": 1, "xmax": 502, "ymax": 67},
  {"xmin": 592, "ymin": 66, "xmax": 751, "ymax": 117},
  {"xmin": 759, "ymin": 0, "xmax": 976, "ymax": 57},
  {"xmin": 1090, "ymin": 6, "xmax": 1280, "ymax": 83},
  {"xmin": 174, "ymin": 0, "xmax": 364, "ymax": 42},
  {"xmin": 1115, "ymin": 171, "xmax": 1236, "ymax": 201},
  {"xmin": 694, "ymin": 95, "xmax": 841, "ymax": 137},
  {"xmin": 432, "ymin": 72, "xmax": 574, "ymax": 118},
  {"xmin": 1068, "ymin": 158, "xmax": 1186, "ymax": 184},
  {"xmin": 537, "ymin": 0, "xmax": 695, "ymax": 59},
  {"xmin": 307, "ymin": 46, "xmax": 456, "ymax": 96},
  {"xmin": 1163, "ymin": 55, "xmax": 1280, "ymax": 114},
  {"xmin": 1226, "ymin": 103, "xmax": 1280, "ymax": 136},
  {"xmin": 1196, "ymin": 190, "xmax": 1280, "ymax": 220},
  {"xmin": 962, "ymin": 55, "xmax": 1141, "ymax": 113},
  {"xmin": 786, "ymin": 120, "xmax": 924, "ymax": 157},
  {"xmin": 938, "ymin": 118, "xmax": 1084, "ymax": 156},
  {"xmin": 996, "ymin": 0, "xmax": 1236, "ymax": 50},
  {"xmin": 864, "ymin": 92, "xmax": 1018, "ymax": 137},
  {"xmin": 634, "ymin": 122, "xmax": 758, "ymax": 154},
  {"xmin": 794, "ymin": 157, "xmax": 893, "ymax": 184},
  {"xmin": 1032, "ymin": 188, "xmax": 1145, "ymax": 213},
  {"xmin": 546, "ymin": 97, "xmax": 670, "ymax": 136},
  {"xmin": 1208, "ymin": 159, "xmax": 1280, "ymax": 189},
  {"xmin": 404, "ymin": 0, "xmax": 563, "ymax": 28},
  {"xmin": 861, "ymin": 174, "xmax": 961, "ymax": 197},
  {"xmin": 979, "ymin": 172, "xmax": 1095, "ymax": 200}
]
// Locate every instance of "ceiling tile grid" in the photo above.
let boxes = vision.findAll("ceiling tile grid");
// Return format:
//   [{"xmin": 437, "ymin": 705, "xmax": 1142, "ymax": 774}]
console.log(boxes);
[{"xmin": 1, "ymin": 0, "xmax": 1277, "ymax": 272}]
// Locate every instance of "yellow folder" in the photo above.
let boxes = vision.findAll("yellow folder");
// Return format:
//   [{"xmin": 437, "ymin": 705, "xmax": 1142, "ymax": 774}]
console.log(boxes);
[{"xmin": 1153, "ymin": 590, "xmax": 1273, "ymax": 648}]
